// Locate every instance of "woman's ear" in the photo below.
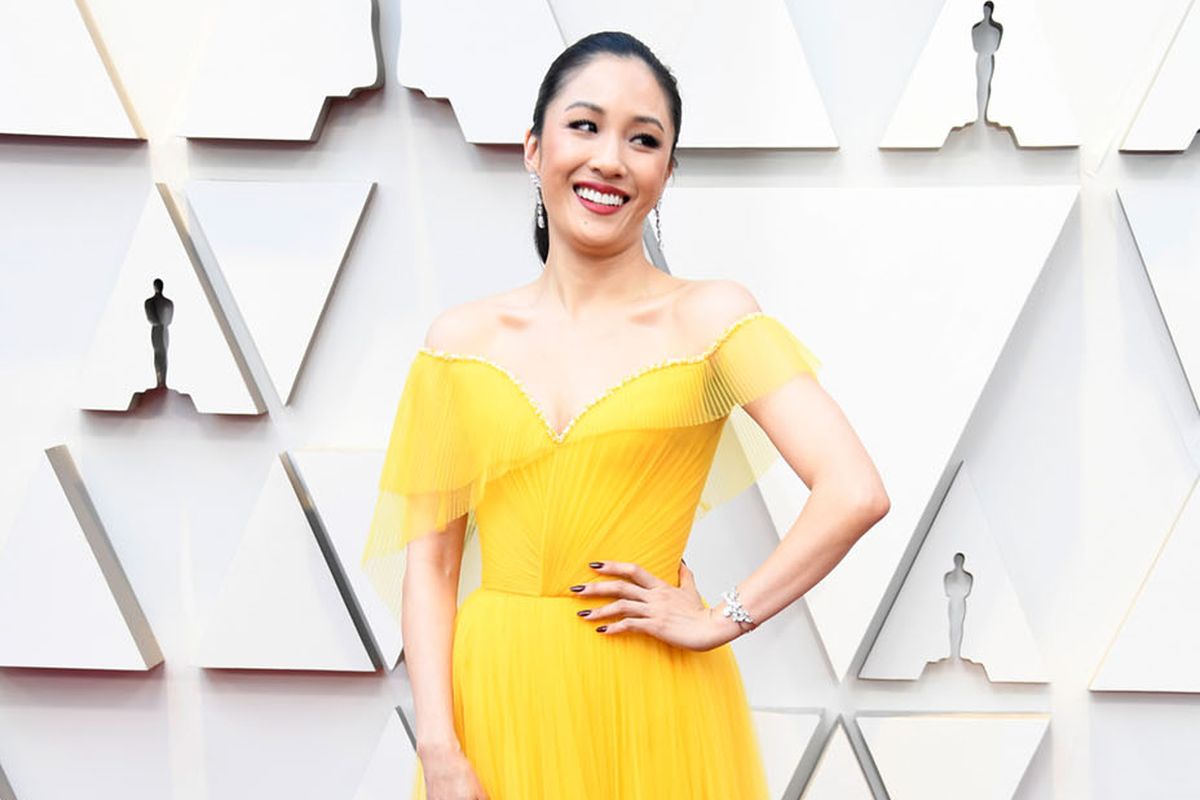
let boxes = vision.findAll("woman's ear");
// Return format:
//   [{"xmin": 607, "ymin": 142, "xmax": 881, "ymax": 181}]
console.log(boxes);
[{"xmin": 523, "ymin": 129, "xmax": 540, "ymax": 173}]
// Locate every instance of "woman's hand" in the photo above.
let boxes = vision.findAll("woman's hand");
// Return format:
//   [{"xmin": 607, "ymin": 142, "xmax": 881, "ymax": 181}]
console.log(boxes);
[
  {"xmin": 571, "ymin": 560, "xmax": 740, "ymax": 651},
  {"xmin": 420, "ymin": 745, "xmax": 489, "ymax": 800}
]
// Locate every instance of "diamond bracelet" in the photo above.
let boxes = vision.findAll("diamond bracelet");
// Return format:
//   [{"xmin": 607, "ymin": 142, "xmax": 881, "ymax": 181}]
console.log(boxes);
[{"xmin": 720, "ymin": 585, "xmax": 757, "ymax": 630}]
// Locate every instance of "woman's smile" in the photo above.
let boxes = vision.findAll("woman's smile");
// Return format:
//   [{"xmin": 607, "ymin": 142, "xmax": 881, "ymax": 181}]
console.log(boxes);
[{"xmin": 573, "ymin": 181, "xmax": 630, "ymax": 216}]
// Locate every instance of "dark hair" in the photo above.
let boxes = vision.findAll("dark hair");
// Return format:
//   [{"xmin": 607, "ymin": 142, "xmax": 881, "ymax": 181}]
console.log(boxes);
[{"xmin": 528, "ymin": 31, "xmax": 682, "ymax": 264}]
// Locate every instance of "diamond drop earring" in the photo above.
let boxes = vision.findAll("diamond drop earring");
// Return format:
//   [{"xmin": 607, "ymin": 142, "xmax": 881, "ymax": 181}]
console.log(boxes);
[
  {"xmin": 653, "ymin": 196, "xmax": 663, "ymax": 249},
  {"xmin": 529, "ymin": 172, "xmax": 545, "ymax": 229}
]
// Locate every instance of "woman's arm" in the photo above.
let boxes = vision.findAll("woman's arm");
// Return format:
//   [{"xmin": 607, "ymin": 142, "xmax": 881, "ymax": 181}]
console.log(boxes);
[
  {"xmin": 708, "ymin": 369, "xmax": 890, "ymax": 642},
  {"xmin": 565, "ymin": 279, "xmax": 889, "ymax": 646},
  {"xmin": 404, "ymin": 513, "xmax": 469, "ymax": 758}
]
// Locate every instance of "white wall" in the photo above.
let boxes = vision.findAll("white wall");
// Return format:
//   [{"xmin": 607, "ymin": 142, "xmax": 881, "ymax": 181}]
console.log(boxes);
[{"xmin": 1, "ymin": 0, "xmax": 1197, "ymax": 798}]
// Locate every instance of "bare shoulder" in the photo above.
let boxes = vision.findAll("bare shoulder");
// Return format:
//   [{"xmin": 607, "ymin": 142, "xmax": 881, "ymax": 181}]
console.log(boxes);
[
  {"xmin": 674, "ymin": 278, "xmax": 763, "ymax": 344},
  {"xmin": 422, "ymin": 296, "xmax": 506, "ymax": 353}
]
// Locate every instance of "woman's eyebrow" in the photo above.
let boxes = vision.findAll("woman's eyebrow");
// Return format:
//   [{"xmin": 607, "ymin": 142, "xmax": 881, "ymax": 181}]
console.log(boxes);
[{"xmin": 563, "ymin": 100, "xmax": 664, "ymax": 132}]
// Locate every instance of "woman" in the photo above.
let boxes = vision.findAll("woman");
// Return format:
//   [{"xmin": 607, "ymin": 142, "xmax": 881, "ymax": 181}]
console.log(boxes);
[{"xmin": 362, "ymin": 30, "xmax": 889, "ymax": 799}]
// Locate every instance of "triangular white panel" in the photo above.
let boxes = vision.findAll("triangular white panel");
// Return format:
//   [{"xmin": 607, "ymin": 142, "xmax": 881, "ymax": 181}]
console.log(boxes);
[
  {"xmin": 750, "ymin": 710, "xmax": 821, "ymax": 799},
  {"xmin": 353, "ymin": 708, "xmax": 421, "ymax": 800},
  {"xmin": 397, "ymin": 0, "xmax": 564, "ymax": 144},
  {"xmin": 76, "ymin": 184, "xmax": 262, "ymax": 414},
  {"xmin": 1092, "ymin": 473, "xmax": 1200, "ymax": 692},
  {"xmin": 553, "ymin": 1, "xmax": 837, "ymax": 148},
  {"xmin": 664, "ymin": 186, "xmax": 1078, "ymax": 678},
  {"xmin": 291, "ymin": 449, "xmax": 401, "ymax": 669},
  {"xmin": 880, "ymin": 0, "xmax": 1078, "ymax": 148},
  {"xmin": 1122, "ymin": 2, "xmax": 1200, "ymax": 152},
  {"xmin": 0, "ymin": 0, "xmax": 139, "ymax": 139},
  {"xmin": 801, "ymin": 721, "xmax": 872, "ymax": 800},
  {"xmin": 0, "ymin": 446, "xmax": 161, "ymax": 670},
  {"xmin": 197, "ymin": 455, "xmax": 373, "ymax": 671},
  {"xmin": 179, "ymin": 0, "xmax": 380, "ymax": 140},
  {"xmin": 858, "ymin": 714, "xmax": 1049, "ymax": 799},
  {"xmin": 861, "ymin": 463, "xmax": 1047, "ymax": 683},
  {"xmin": 1119, "ymin": 186, "xmax": 1200, "ymax": 412},
  {"xmin": 186, "ymin": 181, "xmax": 374, "ymax": 403}
]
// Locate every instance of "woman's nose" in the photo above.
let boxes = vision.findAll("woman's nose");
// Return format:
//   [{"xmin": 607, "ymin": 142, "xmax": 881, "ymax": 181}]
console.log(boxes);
[{"xmin": 589, "ymin": 134, "xmax": 626, "ymax": 176}]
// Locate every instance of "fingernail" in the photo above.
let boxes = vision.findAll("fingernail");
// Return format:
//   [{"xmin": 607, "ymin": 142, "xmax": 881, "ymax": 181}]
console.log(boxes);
[
  {"xmin": 681, "ymin": 557, "xmax": 687, "ymax": 565},
  {"xmin": 569, "ymin": 584, "xmax": 584, "ymax": 592},
  {"xmin": 577, "ymin": 609, "xmax": 591, "ymax": 617},
  {"xmin": 588, "ymin": 562, "xmax": 603, "ymax": 568},
  {"xmin": 595, "ymin": 625, "xmax": 607, "ymax": 632}
]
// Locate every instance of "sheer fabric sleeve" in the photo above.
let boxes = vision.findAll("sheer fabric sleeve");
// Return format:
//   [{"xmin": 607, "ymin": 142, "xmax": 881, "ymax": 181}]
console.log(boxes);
[
  {"xmin": 696, "ymin": 313, "xmax": 823, "ymax": 517},
  {"xmin": 360, "ymin": 352, "xmax": 481, "ymax": 621}
]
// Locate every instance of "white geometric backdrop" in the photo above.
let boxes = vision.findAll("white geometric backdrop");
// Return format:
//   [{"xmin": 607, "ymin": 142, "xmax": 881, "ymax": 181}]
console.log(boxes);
[{"xmin": 1, "ymin": 0, "xmax": 1198, "ymax": 798}]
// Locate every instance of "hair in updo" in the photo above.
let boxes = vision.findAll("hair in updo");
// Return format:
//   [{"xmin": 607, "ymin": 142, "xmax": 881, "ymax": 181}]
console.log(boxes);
[{"xmin": 528, "ymin": 31, "xmax": 682, "ymax": 264}]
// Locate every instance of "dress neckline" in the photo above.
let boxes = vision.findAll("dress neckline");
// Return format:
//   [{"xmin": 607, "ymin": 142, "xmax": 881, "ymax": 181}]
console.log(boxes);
[{"xmin": 416, "ymin": 310, "xmax": 771, "ymax": 445}]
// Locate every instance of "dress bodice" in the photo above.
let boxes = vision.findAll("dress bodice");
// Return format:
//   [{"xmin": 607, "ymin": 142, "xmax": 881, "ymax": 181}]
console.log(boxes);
[{"xmin": 361, "ymin": 311, "xmax": 821, "ymax": 619}]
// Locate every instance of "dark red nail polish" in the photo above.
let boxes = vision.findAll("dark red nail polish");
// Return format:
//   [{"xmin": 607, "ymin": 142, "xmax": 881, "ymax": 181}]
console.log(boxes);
[
  {"xmin": 569, "ymin": 584, "xmax": 584, "ymax": 592},
  {"xmin": 589, "ymin": 562, "xmax": 603, "ymax": 568},
  {"xmin": 577, "ymin": 609, "xmax": 591, "ymax": 617},
  {"xmin": 596, "ymin": 625, "xmax": 607, "ymax": 632}
]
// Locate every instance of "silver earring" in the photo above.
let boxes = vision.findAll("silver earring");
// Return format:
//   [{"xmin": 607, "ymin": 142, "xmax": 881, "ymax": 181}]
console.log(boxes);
[
  {"xmin": 529, "ymin": 172, "xmax": 545, "ymax": 229},
  {"xmin": 654, "ymin": 196, "xmax": 663, "ymax": 248}
]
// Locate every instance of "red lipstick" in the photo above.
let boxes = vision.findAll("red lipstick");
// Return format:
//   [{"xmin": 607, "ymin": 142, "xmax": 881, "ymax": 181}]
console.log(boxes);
[{"xmin": 572, "ymin": 181, "xmax": 629, "ymax": 216}]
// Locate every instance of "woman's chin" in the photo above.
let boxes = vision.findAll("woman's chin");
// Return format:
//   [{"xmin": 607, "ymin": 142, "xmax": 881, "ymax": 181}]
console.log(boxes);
[
  {"xmin": 566, "ymin": 220, "xmax": 631, "ymax": 246},
  {"xmin": 568, "ymin": 233, "xmax": 629, "ymax": 254}
]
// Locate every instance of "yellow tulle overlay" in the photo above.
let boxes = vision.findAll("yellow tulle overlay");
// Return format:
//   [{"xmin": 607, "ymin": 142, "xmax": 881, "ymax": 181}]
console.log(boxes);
[{"xmin": 361, "ymin": 311, "xmax": 821, "ymax": 798}]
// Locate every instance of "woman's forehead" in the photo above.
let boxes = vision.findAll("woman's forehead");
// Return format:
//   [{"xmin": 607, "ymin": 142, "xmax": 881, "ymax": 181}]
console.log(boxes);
[{"xmin": 553, "ymin": 57, "xmax": 670, "ymax": 119}]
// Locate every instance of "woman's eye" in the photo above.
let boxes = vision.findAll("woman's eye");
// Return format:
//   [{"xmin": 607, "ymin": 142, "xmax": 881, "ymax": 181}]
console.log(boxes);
[{"xmin": 568, "ymin": 119, "xmax": 659, "ymax": 148}]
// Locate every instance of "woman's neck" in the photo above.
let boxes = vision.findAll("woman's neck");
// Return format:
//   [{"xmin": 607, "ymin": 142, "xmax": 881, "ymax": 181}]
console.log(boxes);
[{"xmin": 536, "ymin": 243, "xmax": 671, "ymax": 319}]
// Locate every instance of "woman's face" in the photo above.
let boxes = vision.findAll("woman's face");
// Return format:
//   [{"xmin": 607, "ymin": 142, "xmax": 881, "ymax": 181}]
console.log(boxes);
[{"xmin": 524, "ymin": 54, "xmax": 675, "ymax": 257}]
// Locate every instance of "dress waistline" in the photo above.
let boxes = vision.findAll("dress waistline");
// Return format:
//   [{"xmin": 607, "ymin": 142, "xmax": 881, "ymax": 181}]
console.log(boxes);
[{"xmin": 477, "ymin": 584, "xmax": 586, "ymax": 600}]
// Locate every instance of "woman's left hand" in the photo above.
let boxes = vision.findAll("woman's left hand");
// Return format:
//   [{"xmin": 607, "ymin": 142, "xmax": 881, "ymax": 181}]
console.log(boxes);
[{"xmin": 571, "ymin": 560, "xmax": 738, "ymax": 651}]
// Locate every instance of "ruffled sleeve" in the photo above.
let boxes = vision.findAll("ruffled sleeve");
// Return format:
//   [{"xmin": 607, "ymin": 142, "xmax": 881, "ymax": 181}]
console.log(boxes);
[
  {"xmin": 359, "ymin": 351, "xmax": 483, "ymax": 621},
  {"xmin": 696, "ymin": 313, "xmax": 823, "ymax": 517}
]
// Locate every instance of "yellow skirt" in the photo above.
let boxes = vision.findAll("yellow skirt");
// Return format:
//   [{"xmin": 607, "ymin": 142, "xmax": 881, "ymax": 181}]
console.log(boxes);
[{"xmin": 409, "ymin": 587, "xmax": 770, "ymax": 799}]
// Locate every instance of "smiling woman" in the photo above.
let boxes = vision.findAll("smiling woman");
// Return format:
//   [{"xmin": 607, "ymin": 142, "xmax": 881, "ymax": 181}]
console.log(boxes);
[
  {"xmin": 525, "ymin": 33, "xmax": 681, "ymax": 264},
  {"xmin": 364, "ymin": 28, "xmax": 887, "ymax": 800}
]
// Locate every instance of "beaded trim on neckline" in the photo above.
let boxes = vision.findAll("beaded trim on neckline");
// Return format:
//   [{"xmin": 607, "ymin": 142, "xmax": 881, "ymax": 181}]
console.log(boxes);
[{"xmin": 416, "ymin": 310, "xmax": 773, "ymax": 445}]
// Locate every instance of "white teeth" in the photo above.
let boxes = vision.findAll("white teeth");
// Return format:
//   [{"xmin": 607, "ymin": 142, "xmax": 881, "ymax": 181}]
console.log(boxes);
[{"xmin": 574, "ymin": 185, "xmax": 627, "ymax": 206}]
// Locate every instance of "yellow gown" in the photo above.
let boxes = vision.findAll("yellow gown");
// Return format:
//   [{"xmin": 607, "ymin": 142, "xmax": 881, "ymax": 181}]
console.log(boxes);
[{"xmin": 362, "ymin": 311, "xmax": 821, "ymax": 799}]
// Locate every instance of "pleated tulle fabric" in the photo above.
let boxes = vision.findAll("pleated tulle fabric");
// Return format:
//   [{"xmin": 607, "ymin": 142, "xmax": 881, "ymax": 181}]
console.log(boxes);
[{"xmin": 361, "ymin": 311, "xmax": 821, "ymax": 799}]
